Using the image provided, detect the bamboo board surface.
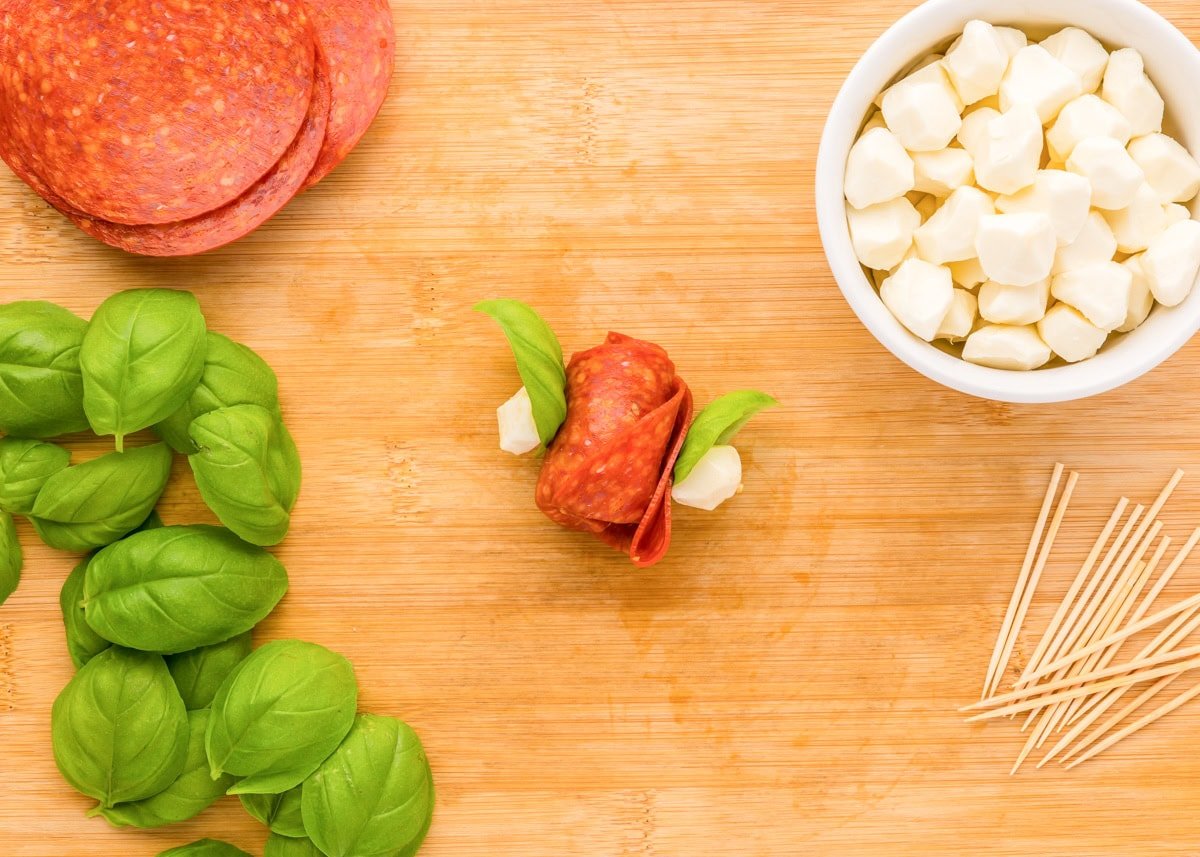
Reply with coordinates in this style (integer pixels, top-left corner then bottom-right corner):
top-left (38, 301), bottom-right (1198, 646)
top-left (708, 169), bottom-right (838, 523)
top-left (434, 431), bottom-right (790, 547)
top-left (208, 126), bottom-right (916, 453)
top-left (5, 1), bottom-right (1200, 854)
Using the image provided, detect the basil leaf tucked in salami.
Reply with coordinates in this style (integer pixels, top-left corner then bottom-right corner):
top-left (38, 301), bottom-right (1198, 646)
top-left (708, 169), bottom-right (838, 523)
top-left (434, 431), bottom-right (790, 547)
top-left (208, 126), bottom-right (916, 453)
top-left (536, 333), bottom-right (693, 567)
top-left (674, 390), bottom-right (778, 483)
top-left (476, 300), bottom-right (567, 447)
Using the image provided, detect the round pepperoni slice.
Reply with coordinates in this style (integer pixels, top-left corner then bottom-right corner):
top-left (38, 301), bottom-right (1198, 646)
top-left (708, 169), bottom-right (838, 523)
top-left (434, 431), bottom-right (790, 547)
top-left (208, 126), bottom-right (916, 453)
top-left (0, 0), bottom-right (315, 225)
top-left (65, 51), bottom-right (332, 256)
top-left (302, 0), bottom-right (395, 186)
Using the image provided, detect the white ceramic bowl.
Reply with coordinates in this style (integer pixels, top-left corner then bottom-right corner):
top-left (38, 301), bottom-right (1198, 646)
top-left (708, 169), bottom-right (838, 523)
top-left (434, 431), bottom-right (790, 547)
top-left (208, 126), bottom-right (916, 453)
top-left (816, 0), bottom-right (1200, 403)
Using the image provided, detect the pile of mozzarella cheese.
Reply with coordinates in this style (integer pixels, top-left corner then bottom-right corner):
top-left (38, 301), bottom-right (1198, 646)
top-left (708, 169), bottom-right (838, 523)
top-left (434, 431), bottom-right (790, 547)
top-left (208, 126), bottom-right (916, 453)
top-left (844, 21), bottom-right (1200, 370)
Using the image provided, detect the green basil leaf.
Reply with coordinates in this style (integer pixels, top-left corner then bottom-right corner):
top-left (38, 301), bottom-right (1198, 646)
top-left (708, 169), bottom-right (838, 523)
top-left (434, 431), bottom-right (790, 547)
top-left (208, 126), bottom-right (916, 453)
top-left (0, 511), bottom-right (21, 607)
top-left (474, 299), bottom-right (566, 446)
top-left (264, 834), bottom-right (324, 857)
top-left (30, 442), bottom-right (174, 552)
top-left (83, 525), bottom-right (288, 655)
top-left (0, 437), bottom-right (71, 515)
top-left (96, 708), bottom-right (235, 829)
top-left (0, 300), bottom-right (89, 437)
top-left (167, 631), bottom-right (254, 711)
top-left (188, 404), bottom-right (301, 547)
top-left (240, 784), bottom-right (306, 838)
top-left (207, 639), bottom-right (358, 795)
top-left (156, 841), bottom-right (252, 857)
top-left (301, 714), bottom-right (434, 857)
top-left (81, 289), bottom-right (208, 451)
top-left (51, 647), bottom-right (188, 808)
top-left (131, 507), bottom-right (165, 535)
top-left (156, 332), bottom-right (281, 454)
top-left (60, 557), bottom-right (111, 669)
top-left (674, 390), bottom-right (777, 483)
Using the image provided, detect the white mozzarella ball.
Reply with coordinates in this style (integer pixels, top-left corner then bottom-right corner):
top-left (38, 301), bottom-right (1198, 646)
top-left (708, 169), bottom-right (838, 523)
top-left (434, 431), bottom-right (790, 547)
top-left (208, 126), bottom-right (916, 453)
top-left (1052, 210), bottom-right (1118, 275)
top-left (1040, 27), bottom-right (1109, 93)
top-left (1127, 134), bottom-right (1200, 204)
top-left (912, 148), bottom-right (975, 197)
top-left (976, 212), bottom-right (1057, 286)
top-left (1066, 137), bottom-right (1145, 210)
top-left (1142, 219), bottom-right (1200, 306)
top-left (1165, 203), bottom-right (1192, 227)
top-left (880, 258), bottom-right (955, 341)
top-left (1000, 45), bottom-right (1083, 124)
top-left (995, 169), bottom-right (1092, 247)
top-left (1038, 303), bottom-right (1108, 362)
top-left (963, 324), bottom-right (1052, 370)
top-left (672, 446), bottom-right (743, 511)
top-left (974, 105), bottom-right (1043, 195)
top-left (978, 278), bottom-right (1050, 325)
top-left (881, 64), bottom-right (964, 153)
top-left (914, 186), bottom-right (995, 264)
top-left (875, 58), bottom-right (956, 109)
top-left (993, 27), bottom-right (1028, 61)
top-left (1045, 95), bottom-right (1131, 162)
top-left (1102, 182), bottom-right (1168, 254)
top-left (1118, 254), bottom-right (1156, 332)
top-left (943, 20), bottom-right (1010, 105)
top-left (845, 127), bottom-right (916, 209)
top-left (847, 198), bottom-right (921, 270)
top-left (497, 387), bottom-right (541, 455)
top-left (957, 106), bottom-right (1001, 154)
top-left (1050, 261), bottom-right (1133, 331)
top-left (948, 256), bottom-right (988, 290)
top-left (936, 288), bottom-right (978, 341)
top-left (1101, 49), bottom-right (1164, 138)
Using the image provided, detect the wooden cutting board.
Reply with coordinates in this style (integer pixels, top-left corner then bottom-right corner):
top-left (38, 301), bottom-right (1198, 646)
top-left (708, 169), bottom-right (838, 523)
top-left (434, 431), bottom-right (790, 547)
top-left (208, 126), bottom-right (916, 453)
top-left (5, 1), bottom-right (1200, 854)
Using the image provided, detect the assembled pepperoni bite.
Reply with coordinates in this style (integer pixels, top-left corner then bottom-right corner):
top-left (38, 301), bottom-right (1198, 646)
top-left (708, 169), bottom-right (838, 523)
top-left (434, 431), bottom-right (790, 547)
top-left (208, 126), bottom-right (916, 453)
top-left (477, 300), bottom-right (776, 568)
top-left (535, 333), bottom-right (692, 568)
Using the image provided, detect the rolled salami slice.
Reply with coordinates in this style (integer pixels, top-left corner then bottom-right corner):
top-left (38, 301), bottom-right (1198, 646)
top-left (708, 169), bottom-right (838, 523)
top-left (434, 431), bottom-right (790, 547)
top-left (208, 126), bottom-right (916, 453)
top-left (302, 0), bottom-right (395, 187)
top-left (536, 333), bottom-right (693, 568)
top-left (65, 50), bottom-right (332, 256)
top-left (0, 0), bottom-right (315, 225)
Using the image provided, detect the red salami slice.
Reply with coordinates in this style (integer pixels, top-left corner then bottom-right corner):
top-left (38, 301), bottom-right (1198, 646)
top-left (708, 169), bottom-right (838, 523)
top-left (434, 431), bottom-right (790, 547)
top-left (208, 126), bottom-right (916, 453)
top-left (302, 0), bottom-right (395, 187)
top-left (536, 333), bottom-right (694, 568)
top-left (0, 0), bottom-right (315, 225)
top-left (64, 52), bottom-right (332, 256)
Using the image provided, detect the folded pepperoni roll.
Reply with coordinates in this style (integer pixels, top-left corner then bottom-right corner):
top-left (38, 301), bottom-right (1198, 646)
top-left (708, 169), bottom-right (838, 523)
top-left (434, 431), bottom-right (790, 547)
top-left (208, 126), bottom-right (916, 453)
top-left (535, 333), bottom-right (692, 567)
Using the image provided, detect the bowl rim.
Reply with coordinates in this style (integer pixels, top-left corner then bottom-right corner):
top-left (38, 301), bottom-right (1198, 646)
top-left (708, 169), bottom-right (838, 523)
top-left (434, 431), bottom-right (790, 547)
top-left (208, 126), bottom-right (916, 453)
top-left (815, 0), bottom-right (1200, 403)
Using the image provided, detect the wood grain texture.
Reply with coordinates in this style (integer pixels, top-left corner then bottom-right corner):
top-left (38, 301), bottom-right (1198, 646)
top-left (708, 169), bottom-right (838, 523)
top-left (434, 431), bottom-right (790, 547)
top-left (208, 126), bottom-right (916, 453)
top-left (5, 1), bottom-right (1200, 854)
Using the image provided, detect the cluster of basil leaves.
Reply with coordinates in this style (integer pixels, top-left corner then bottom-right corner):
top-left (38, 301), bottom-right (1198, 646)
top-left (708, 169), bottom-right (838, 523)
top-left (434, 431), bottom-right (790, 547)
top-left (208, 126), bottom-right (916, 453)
top-left (475, 298), bottom-right (778, 475)
top-left (58, 633), bottom-right (434, 857)
top-left (0, 291), bottom-right (434, 856)
top-left (0, 289), bottom-right (300, 604)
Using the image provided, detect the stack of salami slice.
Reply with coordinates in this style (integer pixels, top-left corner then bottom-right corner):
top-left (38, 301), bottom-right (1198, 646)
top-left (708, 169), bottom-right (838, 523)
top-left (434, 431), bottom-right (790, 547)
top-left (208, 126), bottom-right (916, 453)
top-left (0, 0), bottom-right (394, 256)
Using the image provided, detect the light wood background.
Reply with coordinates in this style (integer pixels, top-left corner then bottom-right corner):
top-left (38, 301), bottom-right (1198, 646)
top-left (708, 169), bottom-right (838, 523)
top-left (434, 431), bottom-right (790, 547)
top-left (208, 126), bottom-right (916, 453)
top-left (5, 1), bottom-right (1200, 854)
